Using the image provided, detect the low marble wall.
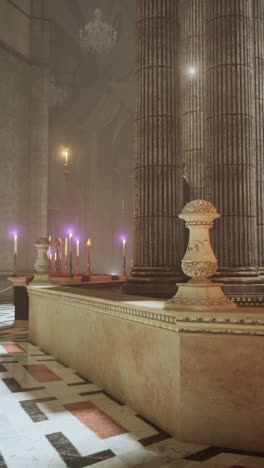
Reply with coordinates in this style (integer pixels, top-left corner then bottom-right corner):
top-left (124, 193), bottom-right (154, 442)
top-left (28, 286), bottom-right (264, 452)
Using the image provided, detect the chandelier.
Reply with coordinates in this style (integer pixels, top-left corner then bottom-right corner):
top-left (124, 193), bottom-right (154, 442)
top-left (80, 9), bottom-right (117, 56)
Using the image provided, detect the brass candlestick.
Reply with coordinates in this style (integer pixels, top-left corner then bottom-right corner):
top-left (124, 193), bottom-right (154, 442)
top-left (86, 238), bottom-right (92, 275)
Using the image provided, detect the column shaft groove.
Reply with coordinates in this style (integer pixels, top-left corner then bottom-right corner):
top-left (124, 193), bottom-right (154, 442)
top-left (205, 0), bottom-right (259, 276)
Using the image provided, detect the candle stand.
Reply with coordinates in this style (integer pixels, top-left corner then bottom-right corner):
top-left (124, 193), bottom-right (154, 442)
top-left (55, 237), bottom-right (62, 275)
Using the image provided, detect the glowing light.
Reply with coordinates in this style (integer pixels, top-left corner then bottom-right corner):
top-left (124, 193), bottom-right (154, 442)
top-left (63, 148), bottom-right (69, 164)
top-left (65, 238), bottom-right (68, 255)
top-left (86, 238), bottom-right (92, 248)
top-left (187, 66), bottom-right (197, 75)
top-left (76, 240), bottom-right (80, 256)
top-left (14, 233), bottom-right (17, 254)
top-left (122, 238), bottom-right (126, 257)
top-left (69, 233), bottom-right (72, 253)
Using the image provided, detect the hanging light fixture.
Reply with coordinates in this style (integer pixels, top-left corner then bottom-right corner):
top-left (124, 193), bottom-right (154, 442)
top-left (80, 9), bottom-right (118, 56)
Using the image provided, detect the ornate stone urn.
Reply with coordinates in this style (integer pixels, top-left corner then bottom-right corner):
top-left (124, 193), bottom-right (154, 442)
top-left (31, 237), bottom-right (53, 285)
top-left (165, 200), bottom-right (237, 311)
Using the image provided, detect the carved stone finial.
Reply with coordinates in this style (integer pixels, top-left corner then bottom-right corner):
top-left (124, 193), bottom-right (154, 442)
top-left (165, 200), bottom-right (236, 311)
top-left (31, 237), bottom-right (52, 285)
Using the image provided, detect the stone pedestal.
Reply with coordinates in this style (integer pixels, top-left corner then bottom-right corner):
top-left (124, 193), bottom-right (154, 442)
top-left (8, 276), bottom-right (34, 327)
top-left (31, 237), bottom-right (52, 286)
top-left (165, 200), bottom-right (236, 311)
top-left (123, 0), bottom-right (185, 297)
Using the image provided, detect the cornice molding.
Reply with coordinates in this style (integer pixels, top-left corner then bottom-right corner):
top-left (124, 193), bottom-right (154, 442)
top-left (28, 287), bottom-right (264, 336)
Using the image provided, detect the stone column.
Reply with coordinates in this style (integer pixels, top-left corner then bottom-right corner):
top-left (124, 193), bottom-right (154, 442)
top-left (180, 0), bottom-right (206, 200)
top-left (27, 0), bottom-right (50, 269)
top-left (124, 0), bottom-right (184, 297)
top-left (205, 0), bottom-right (262, 285)
top-left (253, 0), bottom-right (264, 271)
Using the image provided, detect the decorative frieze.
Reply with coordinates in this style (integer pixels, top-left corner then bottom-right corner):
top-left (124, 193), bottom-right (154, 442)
top-left (28, 286), bottom-right (264, 336)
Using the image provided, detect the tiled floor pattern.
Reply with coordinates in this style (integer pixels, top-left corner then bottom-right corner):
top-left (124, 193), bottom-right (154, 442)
top-left (0, 311), bottom-right (263, 467)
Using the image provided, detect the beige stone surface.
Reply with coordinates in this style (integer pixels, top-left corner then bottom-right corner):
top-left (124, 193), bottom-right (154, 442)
top-left (0, 0), bottom-right (31, 58)
top-left (179, 333), bottom-right (264, 451)
top-left (29, 286), bottom-right (264, 452)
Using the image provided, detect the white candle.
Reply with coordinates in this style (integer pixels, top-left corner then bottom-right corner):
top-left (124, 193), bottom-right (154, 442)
top-left (76, 240), bottom-right (80, 256)
top-left (69, 233), bottom-right (72, 252)
top-left (122, 239), bottom-right (126, 257)
top-left (64, 149), bottom-right (68, 164)
top-left (65, 238), bottom-right (68, 255)
top-left (14, 234), bottom-right (17, 254)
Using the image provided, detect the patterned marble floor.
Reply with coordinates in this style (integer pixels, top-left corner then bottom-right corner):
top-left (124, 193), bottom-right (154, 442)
top-left (0, 309), bottom-right (263, 467)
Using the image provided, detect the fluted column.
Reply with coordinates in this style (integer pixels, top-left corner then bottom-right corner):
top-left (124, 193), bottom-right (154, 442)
top-left (205, 0), bottom-right (261, 283)
top-left (180, 0), bottom-right (206, 200)
top-left (125, 0), bottom-right (184, 296)
top-left (28, 0), bottom-right (49, 269)
top-left (253, 0), bottom-right (264, 270)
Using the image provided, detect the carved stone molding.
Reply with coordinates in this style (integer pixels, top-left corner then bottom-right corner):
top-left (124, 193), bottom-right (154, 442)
top-left (28, 287), bottom-right (264, 336)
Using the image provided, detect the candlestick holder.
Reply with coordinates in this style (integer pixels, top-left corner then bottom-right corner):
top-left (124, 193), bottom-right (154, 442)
top-left (64, 162), bottom-right (70, 177)
top-left (122, 254), bottom-right (127, 277)
top-left (64, 253), bottom-right (68, 273)
top-left (76, 256), bottom-right (80, 275)
top-left (13, 253), bottom-right (17, 277)
top-left (55, 237), bottom-right (62, 275)
top-left (86, 239), bottom-right (92, 275)
top-left (69, 251), bottom-right (73, 277)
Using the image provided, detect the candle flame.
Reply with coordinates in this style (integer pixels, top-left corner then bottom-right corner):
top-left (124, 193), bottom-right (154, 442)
top-left (63, 148), bottom-right (69, 164)
top-left (69, 232), bottom-right (72, 239)
top-left (86, 238), bottom-right (92, 247)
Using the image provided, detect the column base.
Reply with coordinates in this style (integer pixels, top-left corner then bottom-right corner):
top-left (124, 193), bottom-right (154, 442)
top-left (213, 267), bottom-right (264, 284)
top-left (122, 267), bottom-right (187, 298)
top-left (164, 279), bottom-right (237, 311)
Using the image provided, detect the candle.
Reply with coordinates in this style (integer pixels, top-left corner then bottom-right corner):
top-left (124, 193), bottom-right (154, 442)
top-left (64, 149), bottom-right (69, 165)
top-left (49, 253), bottom-right (52, 261)
top-left (65, 237), bottom-right (68, 255)
top-left (69, 233), bottom-right (72, 252)
top-left (14, 234), bottom-right (17, 254)
top-left (76, 240), bottom-right (80, 256)
top-left (54, 252), bottom-right (57, 261)
top-left (122, 239), bottom-right (126, 257)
